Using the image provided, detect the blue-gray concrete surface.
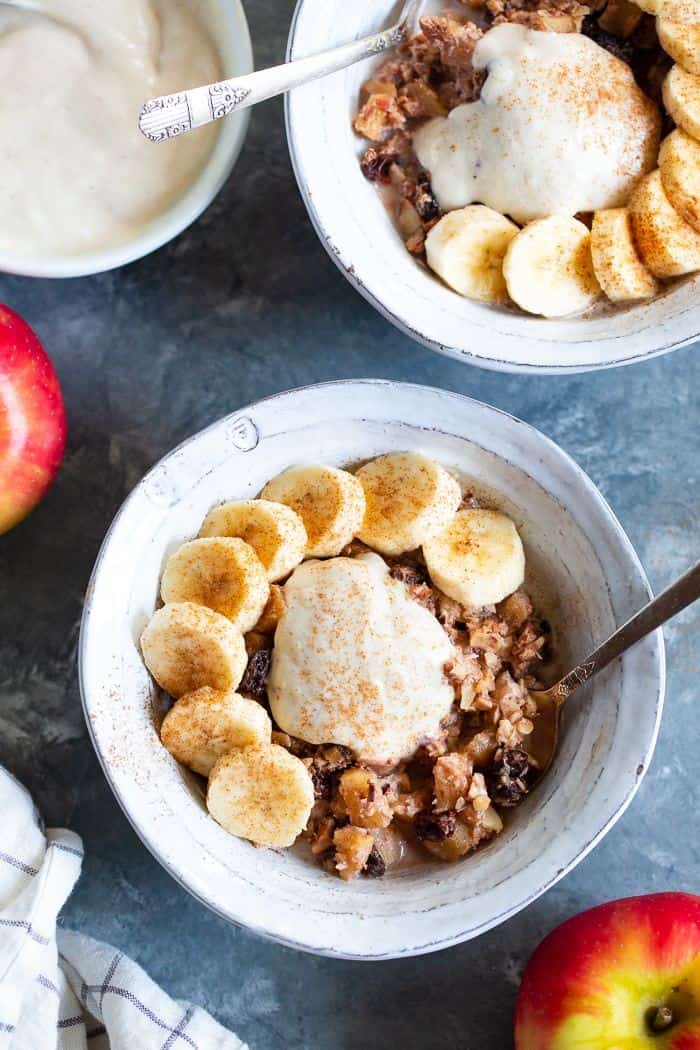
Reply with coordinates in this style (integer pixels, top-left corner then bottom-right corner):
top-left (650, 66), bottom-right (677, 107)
top-left (0, 3), bottom-right (697, 1047)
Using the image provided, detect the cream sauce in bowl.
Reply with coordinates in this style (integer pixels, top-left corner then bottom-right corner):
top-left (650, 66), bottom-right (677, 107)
top-left (0, 0), bottom-right (221, 259)
top-left (414, 24), bottom-right (661, 224)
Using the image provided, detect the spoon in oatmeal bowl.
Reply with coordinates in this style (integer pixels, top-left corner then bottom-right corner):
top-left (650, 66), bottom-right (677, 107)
top-left (138, 0), bottom-right (422, 142)
top-left (527, 557), bottom-right (700, 781)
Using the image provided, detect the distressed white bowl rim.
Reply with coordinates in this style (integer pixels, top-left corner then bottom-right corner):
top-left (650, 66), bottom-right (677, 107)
top-left (79, 380), bottom-right (665, 959)
top-left (285, 4), bottom-right (699, 374)
top-left (0, 0), bottom-right (253, 280)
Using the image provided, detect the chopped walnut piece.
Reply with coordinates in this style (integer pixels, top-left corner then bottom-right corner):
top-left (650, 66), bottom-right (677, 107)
top-left (433, 752), bottom-right (474, 812)
top-left (493, 670), bottom-right (537, 724)
top-left (511, 618), bottom-right (548, 676)
top-left (467, 613), bottom-right (513, 658)
top-left (334, 825), bottom-right (375, 881)
top-left (353, 93), bottom-right (406, 142)
top-left (487, 0), bottom-right (588, 33)
top-left (339, 767), bottom-right (393, 829)
top-left (419, 14), bottom-right (484, 70)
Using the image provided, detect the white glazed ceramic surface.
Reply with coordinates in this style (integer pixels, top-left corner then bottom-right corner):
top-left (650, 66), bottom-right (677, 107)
top-left (79, 381), bottom-right (664, 959)
top-left (285, 4), bottom-right (699, 373)
top-left (0, 0), bottom-right (252, 280)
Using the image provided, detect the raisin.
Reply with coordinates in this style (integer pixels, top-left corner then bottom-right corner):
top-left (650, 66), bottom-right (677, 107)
top-left (414, 809), bottom-right (458, 842)
top-left (414, 173), bottom-right (440, 222)
top-left (360, 146), bottom-right (397, 183)
top-left (239, 648), bottom-right (271, 701)
top-left (486, 747), bottom-right (533, 808)
top-left (363, 845), bottom-right (387, 878)
top-left (389, 563), bottom-right (429, 587)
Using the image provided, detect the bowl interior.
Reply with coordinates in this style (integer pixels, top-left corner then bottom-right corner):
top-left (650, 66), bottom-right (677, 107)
top-left (80, 381), bottom-right (663, 958)
top-left (286, 3), bottom-right (699, 373)
top-left (0, 0), bottom-right (253, 279)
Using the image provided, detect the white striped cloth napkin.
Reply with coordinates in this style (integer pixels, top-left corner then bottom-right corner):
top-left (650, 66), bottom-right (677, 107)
top-left (0, 767), bottom-right (247, 1049)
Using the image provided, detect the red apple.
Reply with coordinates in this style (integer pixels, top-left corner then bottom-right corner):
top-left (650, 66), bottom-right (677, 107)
top-left (0, 306), bottom-right (66, 535)
top-left (515, 894), bottom-right (700, 1048)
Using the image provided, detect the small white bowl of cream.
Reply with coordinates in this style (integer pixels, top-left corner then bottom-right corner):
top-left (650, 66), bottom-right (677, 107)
top-left (0, 0), bottom-right (252, 278)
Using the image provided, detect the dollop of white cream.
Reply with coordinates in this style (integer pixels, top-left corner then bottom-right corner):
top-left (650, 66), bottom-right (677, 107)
top-left (268, 554), bottom-right (454, 767)
top-left (0, 0), bottom-right (221, 259)
top-left (414, 25), bottom-right (660, 224)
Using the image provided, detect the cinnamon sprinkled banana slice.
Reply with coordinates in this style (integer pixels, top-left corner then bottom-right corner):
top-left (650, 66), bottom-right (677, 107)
top-left (591, 209), bottom-right (660, 301)
top-left (425, 205), bottom-right (519, 303)
top-left (207, 744), bottom-right (314, 848)
top-left (659, 129), bottom-right (700, 231)
top-left (356, 452), bottom-right (461, 557)
top-left (629, 169), bottom-right (700, 277)
top-left (503, 216), bottom-right (601, 318)
top-left (199, 499), bottom-right (307, 582)
top-left (260, 465), bottom-right (365, 558)
top-left (636, 0), bottom-right (697, 20)
top-left (658, 19), bottom-right (700, 74)
top-left (141, 602), bottom-right (247, 699)
top-left (161, 686), bottom-right (272, 777)
top-left (423, 508), bottom-right (525, 610)
top-left (161, 537), bottom-right (269, 633)
top-left (663, 64), bottom-right (700, 140)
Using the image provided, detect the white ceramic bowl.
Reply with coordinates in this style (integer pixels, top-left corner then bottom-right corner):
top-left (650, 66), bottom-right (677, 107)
top-left (1, 0), bottom-right (252, 280)
top-left (286, 5), bottom-right (700, 374)
top-left (79, 380), bottom-right (664, 959)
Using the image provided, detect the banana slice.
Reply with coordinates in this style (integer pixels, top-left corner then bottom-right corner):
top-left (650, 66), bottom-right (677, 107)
top-left (199, 500), bottom-right (307, 582)
top-left (659, 128), bottom-right (700, 231)
top-left (663, 64), bottom-right (700, 140)
top-left (423, 508), bottom-right (525, 610)
top-left (207, 744), bottom-right (314, 848)
top-left (591, 209), bottom-right (660, 301)
top-left (161, 537), bottom-right (269, 634)
top-left (141, 602), bottom-right (247, 699)
top-left (161, 686), bottom-right (272, 777)
top-left (425, 205), bottom-right (519, 303)
top-left (502, 216), bottom-right (601, 318)
top-left (636, 0), bottom-right (698, 20)
top-left (629, 169), bottom-right (700, 276)
top-left (260, 465), bottom-right (365, 558)
top-left (658, 18), bottom-right (700, 74)
top-left (356, 452), bottom-right (461, 557)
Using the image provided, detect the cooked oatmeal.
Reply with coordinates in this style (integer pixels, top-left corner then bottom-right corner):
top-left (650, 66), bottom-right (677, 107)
top-left (142, 453), bottom-right (555, 881)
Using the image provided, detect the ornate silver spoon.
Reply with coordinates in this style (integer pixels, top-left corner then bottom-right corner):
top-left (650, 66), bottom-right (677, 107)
top-left (531, 559), bottom-right (700, 780)
top-left (139, 0), bottom-right (420, 143)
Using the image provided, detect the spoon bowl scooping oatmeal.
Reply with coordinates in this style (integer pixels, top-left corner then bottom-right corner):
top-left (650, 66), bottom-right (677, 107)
top-left (140, 451), bottom-right (555, 881)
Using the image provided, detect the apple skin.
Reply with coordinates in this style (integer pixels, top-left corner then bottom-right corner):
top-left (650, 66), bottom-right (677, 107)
top-left (0, 306), bottom-right (66, 535)
top-left (515, 893), bottom-right (700, 1049)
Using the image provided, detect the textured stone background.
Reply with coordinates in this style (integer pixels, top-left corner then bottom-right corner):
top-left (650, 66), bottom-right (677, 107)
top-left (0, 3), bottom-right (698, 1047)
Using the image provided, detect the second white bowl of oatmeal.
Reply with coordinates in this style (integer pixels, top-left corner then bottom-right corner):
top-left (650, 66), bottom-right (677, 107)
top-left (285, 3), bottom-right (699, 374)
top-left (79, 380), bottom-right (664, 959)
